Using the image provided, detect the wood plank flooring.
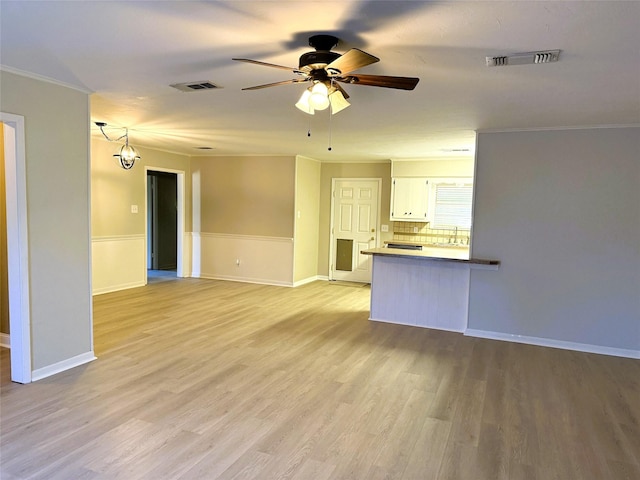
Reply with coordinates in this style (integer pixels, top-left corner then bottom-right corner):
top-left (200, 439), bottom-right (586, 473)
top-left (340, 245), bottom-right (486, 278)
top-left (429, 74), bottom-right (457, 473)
top-left (1, 278), bottom-right (639, 479)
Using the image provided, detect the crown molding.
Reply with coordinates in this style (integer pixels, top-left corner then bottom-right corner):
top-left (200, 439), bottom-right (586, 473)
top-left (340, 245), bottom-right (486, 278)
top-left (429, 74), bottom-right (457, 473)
top-left (0, 65), bottom-right (93, 94)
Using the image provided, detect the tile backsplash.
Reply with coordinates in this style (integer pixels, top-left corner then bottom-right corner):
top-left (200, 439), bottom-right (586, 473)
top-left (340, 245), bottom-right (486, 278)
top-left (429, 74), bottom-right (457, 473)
top-left (393, 222), bottom-right (470, 246)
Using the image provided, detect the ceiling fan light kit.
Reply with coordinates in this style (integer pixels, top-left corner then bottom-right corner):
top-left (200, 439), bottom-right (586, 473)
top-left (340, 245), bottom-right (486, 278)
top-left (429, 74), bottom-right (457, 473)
top-left (233, 34), bottom-right (420, 117)
top-left (295, 82), bottom-right (352, 115)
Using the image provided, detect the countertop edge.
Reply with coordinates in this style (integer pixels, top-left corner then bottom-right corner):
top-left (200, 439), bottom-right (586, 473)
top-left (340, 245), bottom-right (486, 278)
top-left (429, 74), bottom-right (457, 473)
top-left (361, 247), bottom-right (500, 268)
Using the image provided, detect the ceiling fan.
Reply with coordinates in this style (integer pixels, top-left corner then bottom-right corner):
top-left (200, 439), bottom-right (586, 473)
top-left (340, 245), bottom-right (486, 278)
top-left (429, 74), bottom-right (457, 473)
top-left (233, 34), bottom-right (420, 115)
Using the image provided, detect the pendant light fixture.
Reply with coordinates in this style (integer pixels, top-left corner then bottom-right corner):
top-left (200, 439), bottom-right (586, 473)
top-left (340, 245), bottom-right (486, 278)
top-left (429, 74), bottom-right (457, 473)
top-left (115, 131), bottom-right (141, 170)
top-left (95, 122), bottom-right (141, 170)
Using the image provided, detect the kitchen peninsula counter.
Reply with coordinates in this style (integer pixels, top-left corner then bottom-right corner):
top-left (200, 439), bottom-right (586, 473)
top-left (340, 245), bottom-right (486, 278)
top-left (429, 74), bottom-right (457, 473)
top-left (361, 247), bottom-right (499, 332)
top-left (363, 246), bottom-right (499, 267)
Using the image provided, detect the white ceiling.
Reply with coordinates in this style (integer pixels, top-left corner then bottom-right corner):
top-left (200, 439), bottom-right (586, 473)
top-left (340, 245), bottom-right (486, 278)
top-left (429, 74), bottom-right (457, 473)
top-left (1, 1), bottom-right (639, 162)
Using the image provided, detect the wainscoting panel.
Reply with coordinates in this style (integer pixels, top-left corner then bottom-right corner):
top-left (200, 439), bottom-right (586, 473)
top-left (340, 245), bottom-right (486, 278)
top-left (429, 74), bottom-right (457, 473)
top-left (92, 235), bottom-right (146, 295)
top-left (369, 255), bottom-right (470, 332)
top-left (193, 233), bottom-right (294, 286)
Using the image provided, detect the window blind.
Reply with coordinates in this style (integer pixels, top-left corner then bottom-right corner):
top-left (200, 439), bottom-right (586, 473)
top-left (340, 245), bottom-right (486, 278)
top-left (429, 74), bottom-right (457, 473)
top-left (432, 184), bottom-right (473, 229)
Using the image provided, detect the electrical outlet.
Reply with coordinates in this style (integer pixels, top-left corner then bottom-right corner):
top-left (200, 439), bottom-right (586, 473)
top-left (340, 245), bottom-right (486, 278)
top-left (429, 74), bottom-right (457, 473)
top-left (412, 226), bottom-right (418, 233)
top-left (131, 205), bottom-right (138, 214)
top-left (236, 259), bottom-right (240, 266)
top-left (381, 224), bottom-right (389, 232)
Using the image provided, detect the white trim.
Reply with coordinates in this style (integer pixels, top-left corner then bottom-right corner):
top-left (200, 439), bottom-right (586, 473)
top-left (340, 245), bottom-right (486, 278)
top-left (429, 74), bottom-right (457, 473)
top-left (198, 273), bottom-right (293, 287)
top-left (0, 333), bottom-right (10, 348)
top-left (86, 98), bottom-right (95, 363)
top-left (0, 64), bottom-right (93, 94)
top-left (371, 317), bottom-right (466, 334)
top-left (1, 113), bottom-right (31, 384)
top-left (198, 232), bottom-right (294, 243)
top-left (92, 234), bottom-right (145, 242)
top-left (476, 124), bottom-right (640, 134)
top-left (464, 329), bottom-right (640, 360)
top-left (93, 281), bottom-right (146, 296)
top-left (293, 276), bottom-right (322, 287)
top-left (31, 352), bottom-right (97, 382)
top-left (316, 275), bottom-right (330, 281)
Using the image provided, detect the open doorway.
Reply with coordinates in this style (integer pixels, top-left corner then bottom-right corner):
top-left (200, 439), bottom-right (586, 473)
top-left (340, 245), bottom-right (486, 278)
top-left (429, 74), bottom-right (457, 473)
top-left (147, 170), bottom-right (177, 282)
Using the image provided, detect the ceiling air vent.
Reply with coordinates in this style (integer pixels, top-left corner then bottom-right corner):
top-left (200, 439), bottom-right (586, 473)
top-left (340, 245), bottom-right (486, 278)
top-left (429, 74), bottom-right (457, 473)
top-left (170, 81), bottom-right (220, 92)
top-left (486, 50), bottom-right (560, 67)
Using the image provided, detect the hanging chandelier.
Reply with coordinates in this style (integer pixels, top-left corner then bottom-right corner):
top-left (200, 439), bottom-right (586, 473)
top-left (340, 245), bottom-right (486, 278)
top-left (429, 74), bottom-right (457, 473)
top-left (95, 122), bottom-right (141, 170)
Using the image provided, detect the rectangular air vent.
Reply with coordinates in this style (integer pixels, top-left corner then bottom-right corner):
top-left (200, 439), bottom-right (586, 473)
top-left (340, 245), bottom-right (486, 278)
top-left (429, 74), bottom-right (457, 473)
top-left (486, 50), bottom-right (560, 67)
top-left (170, 81), bottom-right (220, 92)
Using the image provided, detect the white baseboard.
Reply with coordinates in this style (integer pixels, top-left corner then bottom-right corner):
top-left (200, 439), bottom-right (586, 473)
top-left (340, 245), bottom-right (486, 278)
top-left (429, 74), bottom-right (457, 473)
top-left (92, 281), bottom-right (146, 296)
top-left (370, 317), bottom-right (466, 333)
top-left (31, 351), bottom-right (97, 382)
top-left (198, 273), bottom-right (293, 287)
top-left (464, 329), bottom-right (640, 359)
top-left (0, 333), bottom-right (10, 348)
top-left (293, 276), bottom-right (323, 287)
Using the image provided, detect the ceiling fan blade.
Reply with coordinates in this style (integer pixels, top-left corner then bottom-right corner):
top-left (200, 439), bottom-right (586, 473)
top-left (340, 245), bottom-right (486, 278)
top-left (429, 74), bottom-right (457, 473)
top-left (325, 48), bottom-right (379, 75)
top-left (241, 79), bottom-right (308, 91)
top-left (233, 58), bottom-right (300, 73)
top-left (340, 74), bottom-right (420, 90)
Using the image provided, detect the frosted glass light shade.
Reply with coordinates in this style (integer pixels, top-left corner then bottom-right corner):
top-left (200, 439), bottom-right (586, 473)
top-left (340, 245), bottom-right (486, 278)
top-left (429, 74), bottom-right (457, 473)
top-left (309, 82), bottom-right (330, 110)
top-left (329, 90), bottom-right (350, 114)
top-left (295, 90), bottom-right (315, 114)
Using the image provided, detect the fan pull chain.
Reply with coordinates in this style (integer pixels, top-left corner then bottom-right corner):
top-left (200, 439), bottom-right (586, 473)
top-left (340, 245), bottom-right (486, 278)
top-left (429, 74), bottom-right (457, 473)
top-left (307, 115), bottom-right (311, 137)
top-left (328, 106), bottom-right (332, 151)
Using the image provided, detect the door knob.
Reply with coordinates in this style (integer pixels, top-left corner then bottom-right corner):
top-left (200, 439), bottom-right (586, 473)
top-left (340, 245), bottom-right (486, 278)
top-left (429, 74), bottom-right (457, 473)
top-left (370, 237), bottom-right (375, 241)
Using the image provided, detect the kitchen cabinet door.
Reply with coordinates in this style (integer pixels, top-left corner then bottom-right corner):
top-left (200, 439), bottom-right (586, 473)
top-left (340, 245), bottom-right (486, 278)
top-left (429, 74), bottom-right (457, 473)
top-left (390, 177), bottom-right (429, 221)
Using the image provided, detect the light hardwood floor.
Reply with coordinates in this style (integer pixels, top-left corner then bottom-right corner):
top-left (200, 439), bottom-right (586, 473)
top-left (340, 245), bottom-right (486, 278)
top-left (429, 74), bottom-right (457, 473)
top-left (1, 278), bottom-right (639, 479)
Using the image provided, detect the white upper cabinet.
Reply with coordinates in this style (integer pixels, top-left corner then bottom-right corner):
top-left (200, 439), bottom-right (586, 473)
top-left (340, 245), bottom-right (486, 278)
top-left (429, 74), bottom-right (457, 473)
top-left (390, 177), bottom-right (429, 221)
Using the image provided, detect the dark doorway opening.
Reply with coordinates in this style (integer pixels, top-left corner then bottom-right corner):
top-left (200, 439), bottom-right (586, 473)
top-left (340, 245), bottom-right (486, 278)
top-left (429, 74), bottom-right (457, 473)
top-left (147, 171), bottom-right (177, 277)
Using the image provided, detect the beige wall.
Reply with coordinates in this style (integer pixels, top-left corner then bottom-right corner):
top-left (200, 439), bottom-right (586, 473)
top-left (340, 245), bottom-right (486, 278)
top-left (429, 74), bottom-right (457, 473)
top-left (191, 155), bottom-right (295, 237)
top-left (1, 70), bottom-right (92, 370)
top-left (317, 161), bottom-right (392, 277)
top-left (293, 156), bottom-right (321, 283)
top-left (0, 123), bottom-right (8, 335)
top-left (91, 138), bottom-right (191, 237)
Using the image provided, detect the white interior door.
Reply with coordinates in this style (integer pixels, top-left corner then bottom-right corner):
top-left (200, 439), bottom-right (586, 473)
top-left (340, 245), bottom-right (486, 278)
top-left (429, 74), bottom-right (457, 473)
top-left (330, 179), bottom-right (380, 283)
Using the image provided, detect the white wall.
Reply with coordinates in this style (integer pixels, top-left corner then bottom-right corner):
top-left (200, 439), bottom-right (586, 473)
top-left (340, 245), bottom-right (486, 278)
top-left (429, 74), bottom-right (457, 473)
top-left (469, 127), bottom-right (640, 356)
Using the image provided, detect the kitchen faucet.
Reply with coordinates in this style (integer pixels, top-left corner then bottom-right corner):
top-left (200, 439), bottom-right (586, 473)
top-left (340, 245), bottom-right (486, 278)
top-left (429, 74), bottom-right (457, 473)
top-left (449, 227), bottom-right (458, 244)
